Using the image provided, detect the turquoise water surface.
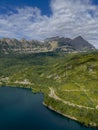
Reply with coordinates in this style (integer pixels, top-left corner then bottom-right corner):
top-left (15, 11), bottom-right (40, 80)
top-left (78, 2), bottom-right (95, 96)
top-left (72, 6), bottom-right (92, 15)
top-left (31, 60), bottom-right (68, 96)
top-left (0, 87), bottom-right (97, 130)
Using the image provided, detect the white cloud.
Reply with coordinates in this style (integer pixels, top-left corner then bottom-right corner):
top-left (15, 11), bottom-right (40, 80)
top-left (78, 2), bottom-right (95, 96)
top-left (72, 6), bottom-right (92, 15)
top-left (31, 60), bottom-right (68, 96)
top-left (0, 0), bottom-right (98, 48)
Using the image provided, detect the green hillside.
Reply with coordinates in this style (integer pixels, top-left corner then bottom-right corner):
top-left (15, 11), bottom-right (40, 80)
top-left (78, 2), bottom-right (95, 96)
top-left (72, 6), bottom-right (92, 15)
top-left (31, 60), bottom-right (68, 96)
top-left (0, 51), bottom-right (98, 127)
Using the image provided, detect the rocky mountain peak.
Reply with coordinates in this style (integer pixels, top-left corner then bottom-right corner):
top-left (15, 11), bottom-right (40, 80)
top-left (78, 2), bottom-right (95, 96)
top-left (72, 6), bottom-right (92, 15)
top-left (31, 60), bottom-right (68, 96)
top-left (0, 36), bottom-right (96, 54)
top-left (70, 36), bottom-right (95, 51)
top-left (74, 36), bottom-right (84, 40)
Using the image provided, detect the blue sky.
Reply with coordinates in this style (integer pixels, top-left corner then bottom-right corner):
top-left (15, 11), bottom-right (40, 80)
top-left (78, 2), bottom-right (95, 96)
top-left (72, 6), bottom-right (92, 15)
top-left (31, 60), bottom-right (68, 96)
top-left (0, 0), bottom-right (98, 48)
top-left (92, 0), bottom-right (98, 5)
top-left (0, 0), bottom-right (51, 16)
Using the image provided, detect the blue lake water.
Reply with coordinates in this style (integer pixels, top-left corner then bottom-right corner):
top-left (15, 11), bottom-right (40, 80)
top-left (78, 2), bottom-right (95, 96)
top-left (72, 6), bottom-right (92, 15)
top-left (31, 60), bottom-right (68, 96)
top-left (0, 87), bottom-right (97, 130)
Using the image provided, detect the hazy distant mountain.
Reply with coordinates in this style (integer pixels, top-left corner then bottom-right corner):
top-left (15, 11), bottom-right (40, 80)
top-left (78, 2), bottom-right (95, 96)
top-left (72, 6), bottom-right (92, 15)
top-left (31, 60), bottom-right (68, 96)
top-left (0, 36), bottom-right (95, 54)
top-left (70, 36), bottom-right (95, 51)
top-left (45, 36), bottom-right (95, 52)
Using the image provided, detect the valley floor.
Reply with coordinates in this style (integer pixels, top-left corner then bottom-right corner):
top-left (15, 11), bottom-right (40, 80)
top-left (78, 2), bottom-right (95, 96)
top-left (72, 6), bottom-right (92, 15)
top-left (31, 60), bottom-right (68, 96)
top-left (0, 51), bottom-right (98, 127)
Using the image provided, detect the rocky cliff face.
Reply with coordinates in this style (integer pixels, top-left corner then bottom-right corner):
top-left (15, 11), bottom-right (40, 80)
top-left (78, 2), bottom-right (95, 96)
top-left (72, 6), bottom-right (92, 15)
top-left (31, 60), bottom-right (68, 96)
top-left (0, 38), bottom-right (52, 54)
top-left (0, 36), bottom-right (95, 54)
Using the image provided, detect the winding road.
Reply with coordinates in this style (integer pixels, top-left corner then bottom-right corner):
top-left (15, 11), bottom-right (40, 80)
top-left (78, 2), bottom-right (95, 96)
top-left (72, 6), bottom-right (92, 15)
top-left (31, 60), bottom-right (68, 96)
top-left (49, 87), bottom-right (95, 110)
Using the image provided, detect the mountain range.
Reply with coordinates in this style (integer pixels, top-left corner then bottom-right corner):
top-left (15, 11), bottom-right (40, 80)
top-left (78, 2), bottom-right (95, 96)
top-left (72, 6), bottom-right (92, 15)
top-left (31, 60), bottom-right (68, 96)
top-left (0, 36), bottom-right (95, 54)
top-left (0, 35), bottom-right (98, 127)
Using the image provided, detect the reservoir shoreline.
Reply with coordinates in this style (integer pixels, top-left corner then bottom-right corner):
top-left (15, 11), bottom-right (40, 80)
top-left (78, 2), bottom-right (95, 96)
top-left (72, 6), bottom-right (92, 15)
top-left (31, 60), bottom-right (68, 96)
top-left (0, 85), bottom-right (97, 129)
